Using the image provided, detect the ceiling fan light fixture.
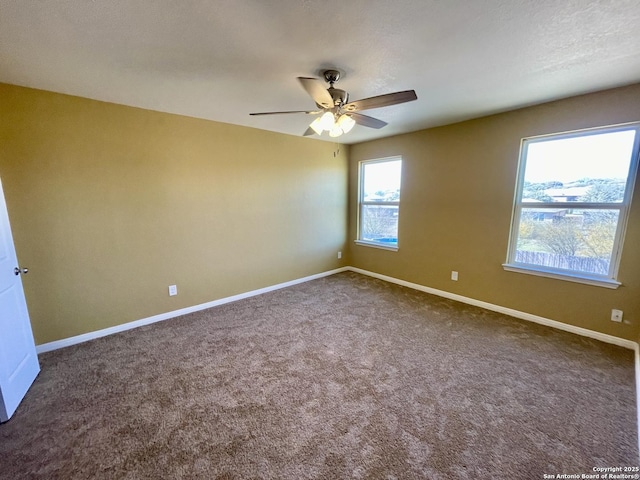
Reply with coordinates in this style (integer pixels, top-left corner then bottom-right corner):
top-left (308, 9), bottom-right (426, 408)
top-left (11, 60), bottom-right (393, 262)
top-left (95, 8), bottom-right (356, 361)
top-left (329, 124), bottom-right (343, 137)
top-left (337, 114), bottom-right (355, 134)
top-left (319, 111), bottom-right (335, 131)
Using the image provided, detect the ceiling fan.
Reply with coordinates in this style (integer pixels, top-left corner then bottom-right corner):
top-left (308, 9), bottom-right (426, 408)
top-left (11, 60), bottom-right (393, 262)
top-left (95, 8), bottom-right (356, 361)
top-left (249, 69), bottom-right (418, 138)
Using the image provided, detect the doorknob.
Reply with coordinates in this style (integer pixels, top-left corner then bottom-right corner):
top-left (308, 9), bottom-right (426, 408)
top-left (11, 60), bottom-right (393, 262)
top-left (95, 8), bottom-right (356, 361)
top-left (14, 267), bottom-right (28, 275)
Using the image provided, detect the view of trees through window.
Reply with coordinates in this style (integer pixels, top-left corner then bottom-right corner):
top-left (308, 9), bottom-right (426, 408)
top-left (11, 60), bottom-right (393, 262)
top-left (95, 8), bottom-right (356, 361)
top-left (510, 127), bottom-right (638, 278)
top-left (359, 158), bottom-right (402, 246)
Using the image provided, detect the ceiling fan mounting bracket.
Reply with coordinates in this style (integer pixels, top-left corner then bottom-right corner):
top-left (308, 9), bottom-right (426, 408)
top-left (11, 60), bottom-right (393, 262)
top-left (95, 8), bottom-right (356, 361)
top-left (323, 69), bottom-right (341, 86)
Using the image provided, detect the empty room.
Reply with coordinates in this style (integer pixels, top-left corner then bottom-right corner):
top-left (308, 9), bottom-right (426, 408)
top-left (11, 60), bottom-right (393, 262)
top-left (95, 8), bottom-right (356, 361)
top-left (1, 1), bottom-right (639, 478)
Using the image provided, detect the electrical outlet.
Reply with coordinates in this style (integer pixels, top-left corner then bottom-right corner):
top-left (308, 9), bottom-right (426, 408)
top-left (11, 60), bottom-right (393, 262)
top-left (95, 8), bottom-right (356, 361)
top-left (451, 271), bottom-right (458, 281)
top-left (168, 285), bottom-right (177, 296)
top-left (611, 309), bottom-right (623, 322)
top-left (337, 251), bottom-right (342, 259)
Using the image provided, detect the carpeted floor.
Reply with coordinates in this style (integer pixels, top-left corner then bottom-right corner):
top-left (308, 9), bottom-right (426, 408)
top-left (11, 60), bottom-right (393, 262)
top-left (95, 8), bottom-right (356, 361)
top-left (0, 272), bottom-right (637, 479)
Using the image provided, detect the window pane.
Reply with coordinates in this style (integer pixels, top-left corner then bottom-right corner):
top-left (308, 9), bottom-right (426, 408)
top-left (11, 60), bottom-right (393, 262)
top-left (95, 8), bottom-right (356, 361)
top-left (361, 205), bottom-right (399, 245)
top-left (516, 208), bottom-right (620, 275)
top-left (363, 160), bottom-right (401, 201)
top-left (523, 130), bottom-right (636, 203)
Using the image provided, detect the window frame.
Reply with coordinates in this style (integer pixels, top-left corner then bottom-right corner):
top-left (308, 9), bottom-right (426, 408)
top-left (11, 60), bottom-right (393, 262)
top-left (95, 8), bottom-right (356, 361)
top-left (503, 122), bottom-right (640, 289)
top-left (355, 156), bottom-right (402, 251)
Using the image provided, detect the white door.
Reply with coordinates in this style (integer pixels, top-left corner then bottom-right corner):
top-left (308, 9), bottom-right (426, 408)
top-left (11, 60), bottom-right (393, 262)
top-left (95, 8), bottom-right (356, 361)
top-left (0, 177), bottom-right (39, 422)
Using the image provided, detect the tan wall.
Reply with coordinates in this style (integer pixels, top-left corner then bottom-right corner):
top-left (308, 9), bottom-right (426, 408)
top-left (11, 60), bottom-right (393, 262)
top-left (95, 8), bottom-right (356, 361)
top-left (2, 81), bottom-right (638, 346)
top-left (0, 83), bottom-right (348, 345)
top-left (349, 84), bottom-right (640, 341)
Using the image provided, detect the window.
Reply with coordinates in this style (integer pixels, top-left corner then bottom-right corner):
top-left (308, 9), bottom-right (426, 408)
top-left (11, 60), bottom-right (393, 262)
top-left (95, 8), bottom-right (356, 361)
top-left (504, 123), bottom-right (640, 288)
top-left (356, 157), bottom-right (402, 250)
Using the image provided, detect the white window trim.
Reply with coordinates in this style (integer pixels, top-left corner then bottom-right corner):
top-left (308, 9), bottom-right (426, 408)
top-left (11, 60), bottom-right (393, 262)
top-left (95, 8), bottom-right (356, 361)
top-left (502, 264), bottom-right (622, 289)
top-left (503, 122), bottom-right (640, 288)
top-left (354, 239), bottom-right (399, 252)
top-left (357, 156), bottom-right (402, 250)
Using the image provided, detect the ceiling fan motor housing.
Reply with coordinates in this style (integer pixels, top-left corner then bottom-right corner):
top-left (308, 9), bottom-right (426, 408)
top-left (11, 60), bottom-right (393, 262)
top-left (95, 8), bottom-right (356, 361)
top-left (328, 88), bottom-right (348, 107)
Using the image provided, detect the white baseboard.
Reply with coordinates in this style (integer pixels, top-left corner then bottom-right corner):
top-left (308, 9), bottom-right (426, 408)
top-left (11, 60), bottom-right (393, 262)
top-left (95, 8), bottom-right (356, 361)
top-left (347, 267), bottom-right (638, 351)
top-left (36, 267), bottom-right (349, 354)
top-left (37, 264), bottom-right (637, 353)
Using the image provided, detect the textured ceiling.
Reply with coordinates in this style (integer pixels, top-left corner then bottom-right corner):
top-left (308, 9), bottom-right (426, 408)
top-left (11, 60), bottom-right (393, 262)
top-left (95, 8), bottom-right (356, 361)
top-left (1, 0), bottom-right (640, 144)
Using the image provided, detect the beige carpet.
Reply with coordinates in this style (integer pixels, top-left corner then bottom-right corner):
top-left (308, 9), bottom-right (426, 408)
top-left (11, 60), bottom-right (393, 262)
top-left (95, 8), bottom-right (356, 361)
top-left (0, 272), bottom-right (637, 479)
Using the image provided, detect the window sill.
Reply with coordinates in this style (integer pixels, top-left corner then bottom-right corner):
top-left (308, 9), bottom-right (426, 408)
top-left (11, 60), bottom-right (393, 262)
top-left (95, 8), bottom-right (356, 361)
top-left (354, 240), bottom-right (399, 252)
top-left (502, 264), bottom-right (621, 289)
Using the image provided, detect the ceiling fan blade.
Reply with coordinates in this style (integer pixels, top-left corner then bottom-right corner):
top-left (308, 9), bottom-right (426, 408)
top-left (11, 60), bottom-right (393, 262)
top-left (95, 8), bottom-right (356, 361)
top-left (250, 110), bottom-right (320, 116)
top-left (303, 126), bottom-right (316, 136)
top-left (343, 90), bottom-right (417, 112)
top-left (297, 77), bottom-right (334, 109)
top-left (349, 113), bottom-right (388, 129)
